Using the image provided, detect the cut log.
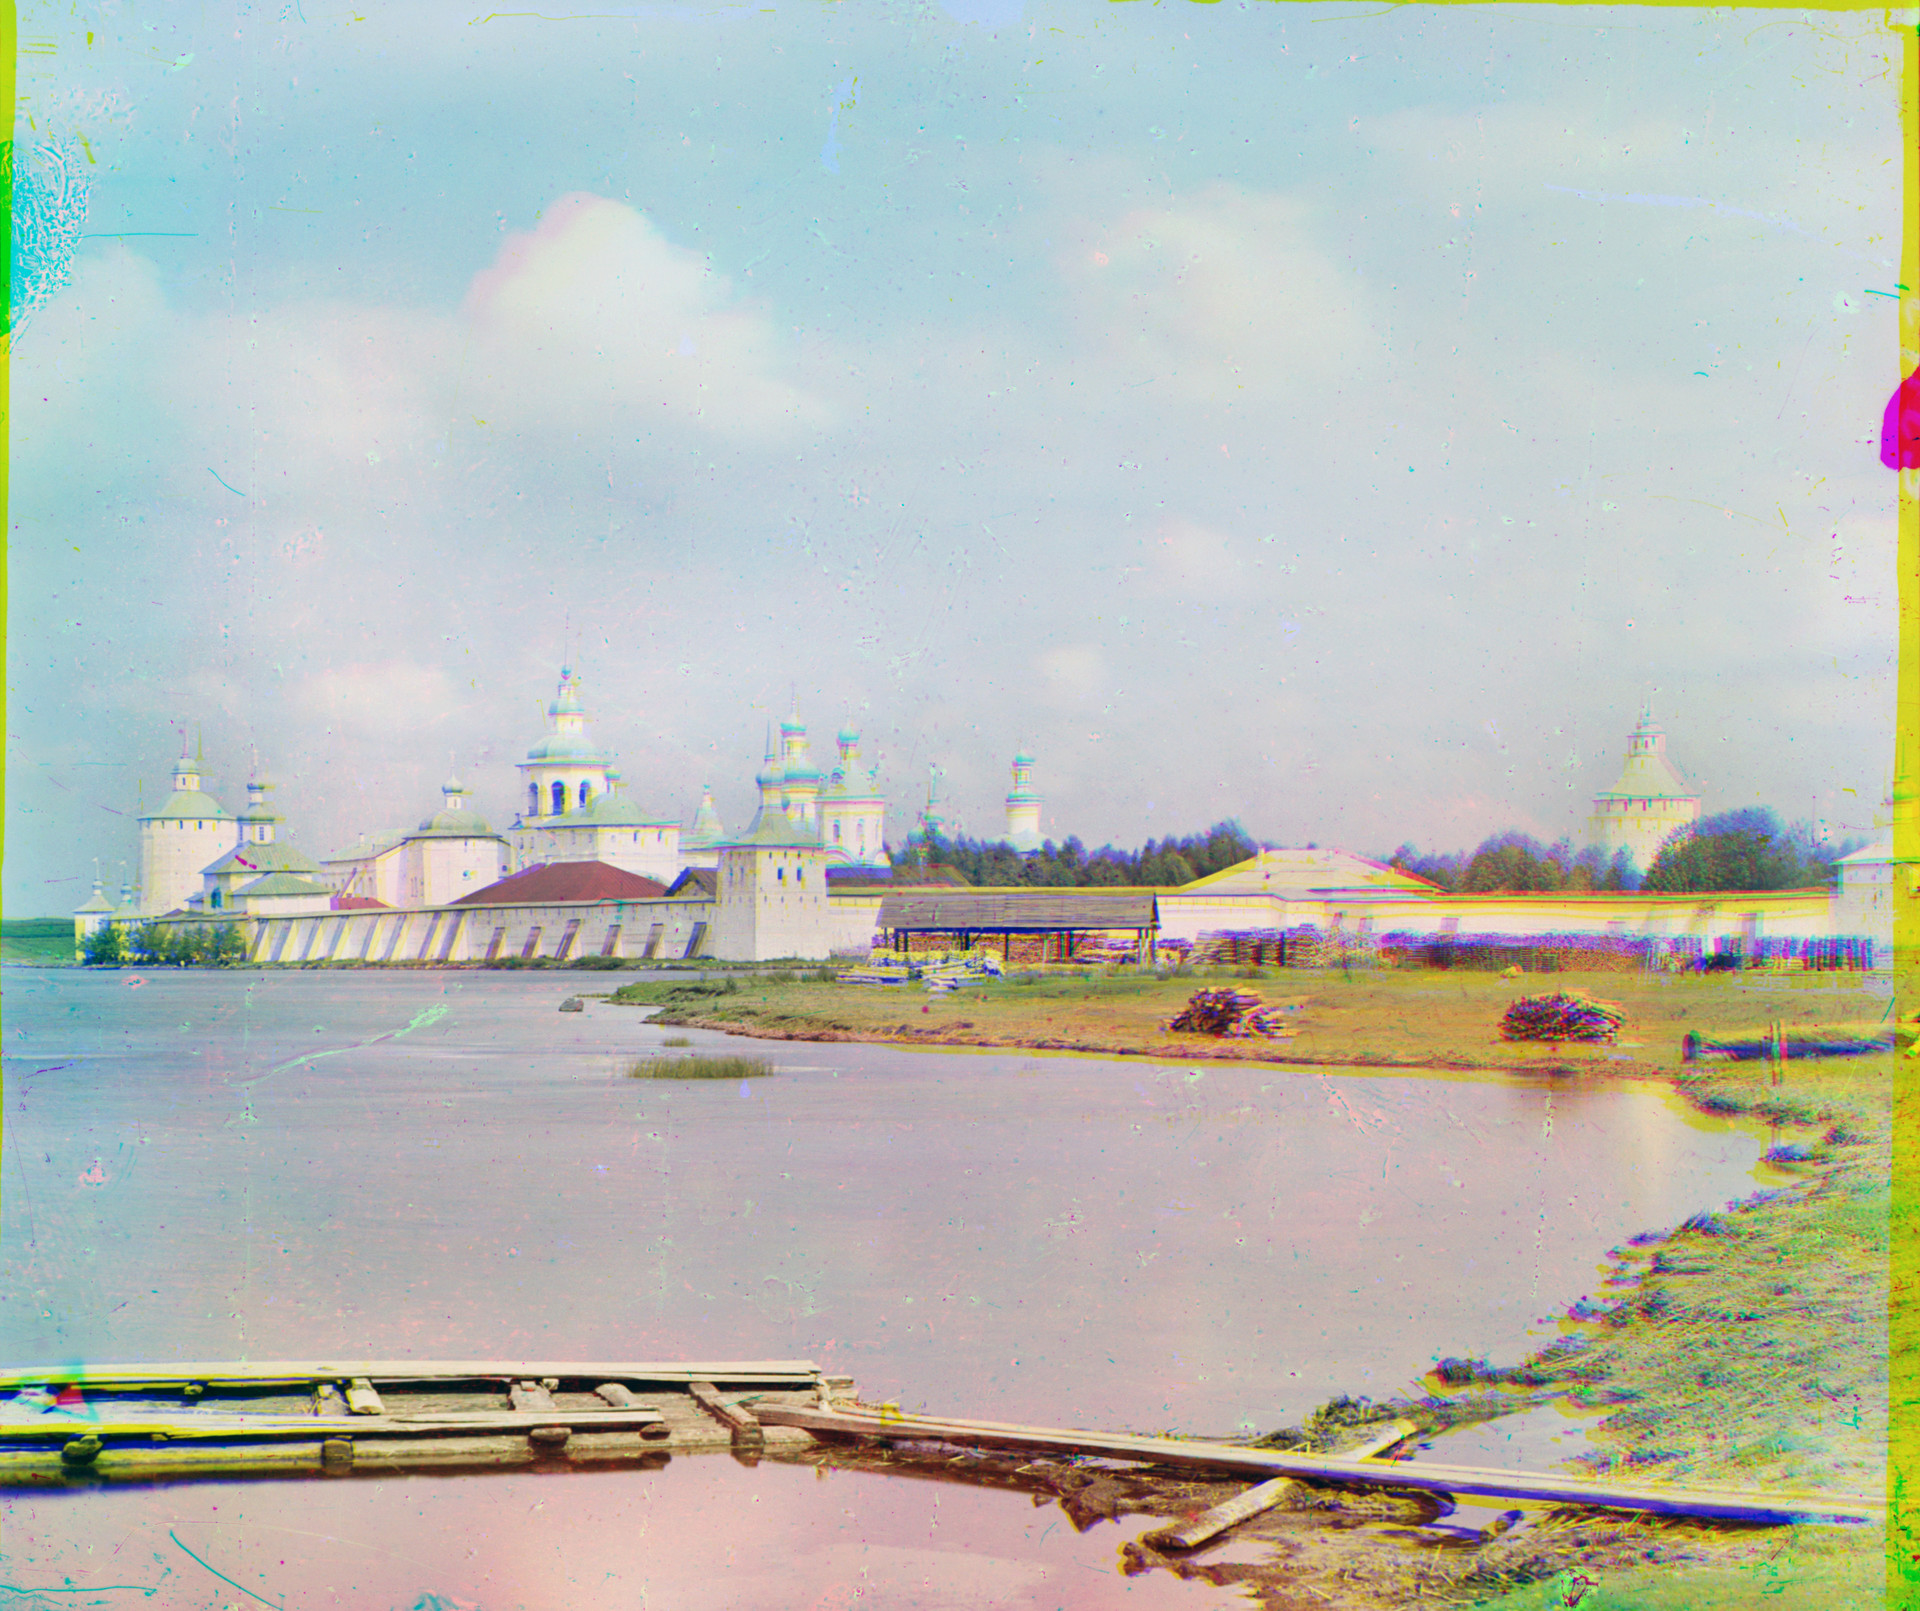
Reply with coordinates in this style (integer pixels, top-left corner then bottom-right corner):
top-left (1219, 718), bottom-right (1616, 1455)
top-left (1141, 1419), bottom-right (1416, 1551)
top-left (343, 1379), bottom-right (384, 1416)
top-left (1142, 1476), bottom-right (1304, 1551)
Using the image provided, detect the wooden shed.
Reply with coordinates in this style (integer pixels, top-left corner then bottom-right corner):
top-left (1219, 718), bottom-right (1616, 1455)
top-left (876, 889), bottom-right (1159, 964)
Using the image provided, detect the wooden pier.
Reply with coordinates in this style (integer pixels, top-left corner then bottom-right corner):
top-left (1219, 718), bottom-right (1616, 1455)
top-left (0, 1361), bottom-right (1875, 1533)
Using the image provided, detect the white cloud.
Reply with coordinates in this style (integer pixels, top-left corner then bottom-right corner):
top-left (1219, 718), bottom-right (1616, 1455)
top-left (1063, 182), bottom-right (1374, 399)
top-left (294, 662), bottom-right (456, 736)
top-left (1036, 643), bottom-right (1104, 703)
top-left (1147, 515), bottom-right (1246, 597)
top-left (461, 193), bottom-right (831, 443)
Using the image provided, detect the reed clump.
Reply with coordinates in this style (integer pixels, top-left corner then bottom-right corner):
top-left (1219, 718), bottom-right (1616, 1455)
top-left (626, 1053), bottom-right (774, 1080)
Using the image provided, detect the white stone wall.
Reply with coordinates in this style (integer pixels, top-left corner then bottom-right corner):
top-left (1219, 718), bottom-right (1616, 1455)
top-left (242, 896), bottom-right (719, 966)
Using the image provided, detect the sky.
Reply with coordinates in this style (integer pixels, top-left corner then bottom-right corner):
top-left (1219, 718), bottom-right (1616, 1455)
top-left (5, 1), bottom-right (1906, 914)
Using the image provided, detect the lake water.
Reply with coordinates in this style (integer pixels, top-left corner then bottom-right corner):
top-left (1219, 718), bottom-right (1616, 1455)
top-left (0, 968), bottom-right (1785, 1607)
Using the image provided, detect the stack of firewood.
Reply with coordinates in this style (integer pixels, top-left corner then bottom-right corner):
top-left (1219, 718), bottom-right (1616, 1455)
top-left (1166, 989), bottom-right (1297, 1039)
top-left (1499, 991), bottom-right (1626, 1044)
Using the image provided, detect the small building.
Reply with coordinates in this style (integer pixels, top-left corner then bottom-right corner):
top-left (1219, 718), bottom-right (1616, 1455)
top-left (876, 889), bottom-right (1159, 964)
top-left (1831, 838), bottom-right (1895, 965)
top-left (196, 778), bottom-right (330, 915)
top-left (398, 776), bottom-right (511, 904)
top-left (231, 871), bottom-right (335, 917)
top-left (73, 879), bottom-right (116, 959)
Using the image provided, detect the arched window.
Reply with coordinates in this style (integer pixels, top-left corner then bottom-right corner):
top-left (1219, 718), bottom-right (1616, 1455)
top-left (833, 822), bottom-right (842, 842)
top-left (529, 783), bottom-right (540, 818)
top-left (579, 781), bottom-right (592, 808)
top-left (551, 781), bottom-right (566, 816)
top-left (210, 889), bottom-right (223, 909)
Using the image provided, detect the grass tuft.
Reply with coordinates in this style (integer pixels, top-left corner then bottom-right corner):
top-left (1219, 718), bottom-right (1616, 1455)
top-left (626, 1053), bottom-right (774, 1080)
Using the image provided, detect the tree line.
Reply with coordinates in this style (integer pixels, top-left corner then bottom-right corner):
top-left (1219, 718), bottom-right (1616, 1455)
top-left (83, 921), bottom-right (248, 966)
top-left (1388, 809), bottom-right (1861, 895)
top-left (889, 821), bottom-right (1258, 887)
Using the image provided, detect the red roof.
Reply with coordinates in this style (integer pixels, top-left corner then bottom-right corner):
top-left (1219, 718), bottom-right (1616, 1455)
top-left (332, 894), bottom-right (391, 911)
top-left (450, 861), bottom-right (668, 907)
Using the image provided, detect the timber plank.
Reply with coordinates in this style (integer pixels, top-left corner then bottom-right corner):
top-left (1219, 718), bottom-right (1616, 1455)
top-left (0, 1360), bottom-right (820, 1390)
top-left (752, 1404), bottom-right (1875, 1526)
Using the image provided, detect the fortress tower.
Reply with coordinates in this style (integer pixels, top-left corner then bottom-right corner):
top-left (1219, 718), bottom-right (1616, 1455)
top-left (137, 751), bottom-right (238, 915)
top-left (1004, 752), bottom-right (1043, 852)
top-left (1587, 706), bottom-right (1701, 874)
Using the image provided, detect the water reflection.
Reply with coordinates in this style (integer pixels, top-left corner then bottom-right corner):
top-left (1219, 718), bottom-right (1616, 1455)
top-left (1, 968), bottom-right (1785, 1605)
top-left (1, 969), bottom-right (1775, 1434)
top-left (3, 1454), bottom-right (1243, 1610)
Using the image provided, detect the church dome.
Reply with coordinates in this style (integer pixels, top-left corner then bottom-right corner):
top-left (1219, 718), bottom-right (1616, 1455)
top-left (525, 731), bottom-right (609, 763)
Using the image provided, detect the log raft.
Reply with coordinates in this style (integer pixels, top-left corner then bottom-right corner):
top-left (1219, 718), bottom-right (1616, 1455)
top-left (0, 1363), bottom-right (1876, 1528)
top-left (0, 1360), bottom-right (827, 1482)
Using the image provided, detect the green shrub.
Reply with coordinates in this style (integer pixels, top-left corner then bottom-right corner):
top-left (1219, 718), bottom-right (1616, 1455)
top-left (81, 925), bottom-right (128, 966)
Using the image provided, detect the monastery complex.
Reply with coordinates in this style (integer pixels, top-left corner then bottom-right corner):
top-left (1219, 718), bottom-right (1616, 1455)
top-left (74, 680), bottom-right (1895, 965)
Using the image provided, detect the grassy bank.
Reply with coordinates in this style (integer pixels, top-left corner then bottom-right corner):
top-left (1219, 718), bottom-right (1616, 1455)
top-left (606, 964), bottom-right (1891, 1077)
top-left (1, 918), bottom-right (75, 966)
top-left (612, 965), bottom-right (1892, 1606)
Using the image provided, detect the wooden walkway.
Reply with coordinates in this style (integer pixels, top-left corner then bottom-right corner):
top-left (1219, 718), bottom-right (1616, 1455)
top-left (0, 1361), bottom-right (1876, 1531)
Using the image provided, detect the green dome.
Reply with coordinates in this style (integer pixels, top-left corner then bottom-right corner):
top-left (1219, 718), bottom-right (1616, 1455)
top-left (525, 733), bottom-right (609, 763)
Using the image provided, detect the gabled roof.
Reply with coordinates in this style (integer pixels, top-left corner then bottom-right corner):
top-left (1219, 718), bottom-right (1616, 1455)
top-left (880, 890), bottom-right (1158, 932)
top-left (728, 809), bottom-right (825, 850)
top-left (1175, 847), bottom-right (1438, 898)
top-left (236, 872), bottom-right (334, 897)
top-left (322, 831), bottom-right (406, 864)
top-left (449, 860), bottom-right (668, 906)
top-left (204, 841), bottom-right (324, 877)
top-left (331, 894), bottom-right (391, 911)
top-left (1836, 838), bottom-right (1894, 866)
top-left (664, 867), bottom-right (718, 899)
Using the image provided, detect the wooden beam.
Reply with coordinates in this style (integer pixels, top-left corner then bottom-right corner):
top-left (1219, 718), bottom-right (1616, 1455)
top-left (0, 1360), bottom-right (822, 1391)
top-left (753, 1404), bottom-right (1874, 1526)
top-left (690, 1380), bottom-right (765, 1450)
top-left (1139, 1420), bottom-right (1418, 1551)
top-left (0, 1407), bottom-right (668, 1445)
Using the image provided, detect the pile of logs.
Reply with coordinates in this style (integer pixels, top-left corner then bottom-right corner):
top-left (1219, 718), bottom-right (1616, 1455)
top-left (1499, 991), bottom-right (1626, 1044)
top-left (1166, 989), bottom-right (1297, 1039)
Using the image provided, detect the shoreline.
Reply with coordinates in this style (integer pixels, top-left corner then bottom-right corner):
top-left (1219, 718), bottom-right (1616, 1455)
top-left (624, 974), bottom-right (1890, 1604)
